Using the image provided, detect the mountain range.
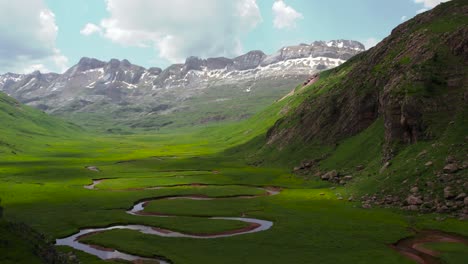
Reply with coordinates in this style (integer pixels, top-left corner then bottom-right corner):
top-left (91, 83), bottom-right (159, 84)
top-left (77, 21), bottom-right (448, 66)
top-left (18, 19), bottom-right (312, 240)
top-left (0, 40), bottom-right (364, 130)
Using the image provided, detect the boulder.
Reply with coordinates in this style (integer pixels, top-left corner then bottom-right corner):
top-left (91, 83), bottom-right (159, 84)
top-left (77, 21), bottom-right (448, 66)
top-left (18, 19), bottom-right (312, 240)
top-left (410, 187), bottom-right (419, 193)
top-left (443, 163), bottom-right (459, 173)
top-left (406, 195), bottom-right (423, 205)
top-left (379, 161), bottom-right (391, 174)
top-left (444, 187), bottom-right (456, 199)
top-left (425, 161), bottom-right (433, 166)
top-left (343, 175), bottom-right (353, 181)
top-left (421, 202), bottom-right (433, 210)
top-left (462, 160), bottom-right (468, 169)
top-left (417, 150), bottom-right (428, 158)
top-left (455, 193), bottom-right (466, 201)
top-left (321, 170), bottom-right (338, 180)
top-left (436, 205), bottom-right (450, 213)
top-left (446, 156), bottom-right (456, 164)
top-left (301, 160), bottom-right (315, 168)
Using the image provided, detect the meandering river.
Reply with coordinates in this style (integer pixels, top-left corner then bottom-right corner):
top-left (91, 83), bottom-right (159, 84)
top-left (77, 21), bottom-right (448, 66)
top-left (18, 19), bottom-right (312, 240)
top-left (56, 179), bottom-right (280, 263)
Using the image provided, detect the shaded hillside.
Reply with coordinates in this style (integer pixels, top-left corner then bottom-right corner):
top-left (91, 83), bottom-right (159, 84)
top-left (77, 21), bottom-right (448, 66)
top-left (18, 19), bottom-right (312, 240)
top-left (0, 91), bottom-right (81, 157)
top-left (237, 0), bottom-right (468, 216)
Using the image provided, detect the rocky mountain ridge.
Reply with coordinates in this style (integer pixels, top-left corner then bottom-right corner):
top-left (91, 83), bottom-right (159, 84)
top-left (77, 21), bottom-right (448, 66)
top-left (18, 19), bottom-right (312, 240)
top-left (0, 40), bottom-right (364, 128)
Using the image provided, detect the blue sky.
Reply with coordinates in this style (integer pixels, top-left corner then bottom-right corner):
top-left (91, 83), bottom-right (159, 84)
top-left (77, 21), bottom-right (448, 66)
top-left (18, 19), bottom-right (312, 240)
top-left (0, 0), bottom-right (450, 73)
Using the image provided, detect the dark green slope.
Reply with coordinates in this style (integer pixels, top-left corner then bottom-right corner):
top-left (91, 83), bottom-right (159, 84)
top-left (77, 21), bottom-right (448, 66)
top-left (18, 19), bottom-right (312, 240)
top-left (238, 0), bottom-right (468, 216)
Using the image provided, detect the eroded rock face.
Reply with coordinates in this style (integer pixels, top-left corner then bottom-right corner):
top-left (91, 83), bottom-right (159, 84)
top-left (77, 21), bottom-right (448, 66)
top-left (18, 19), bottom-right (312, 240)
top-left (231, 51), bottom-right (266, 71)
top-left (382, 98), bottom-right (424, 147)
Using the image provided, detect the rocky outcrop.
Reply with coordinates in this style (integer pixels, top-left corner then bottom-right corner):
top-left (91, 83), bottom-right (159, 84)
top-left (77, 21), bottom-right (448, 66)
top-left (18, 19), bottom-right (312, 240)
top-left (359, 154), bottom-right (467, 218)
top-left (231, 50), bottom-right (266, 71)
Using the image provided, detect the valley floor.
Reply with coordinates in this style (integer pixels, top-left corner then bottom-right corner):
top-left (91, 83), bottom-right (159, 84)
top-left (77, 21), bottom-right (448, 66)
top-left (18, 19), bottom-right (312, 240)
top-left (0, 131), bottom-right (467, 264)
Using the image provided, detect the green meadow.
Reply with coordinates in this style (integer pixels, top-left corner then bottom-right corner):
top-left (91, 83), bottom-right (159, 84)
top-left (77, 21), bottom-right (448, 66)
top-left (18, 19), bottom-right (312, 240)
top-left (1, 116), bottom-right (467, 263)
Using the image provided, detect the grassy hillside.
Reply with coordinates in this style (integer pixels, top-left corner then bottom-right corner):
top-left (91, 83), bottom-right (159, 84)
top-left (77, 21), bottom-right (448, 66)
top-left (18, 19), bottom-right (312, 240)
top-left (232, 0), bottom-right (468, 216)
top-left (0, 91), bottom-right (82, 158)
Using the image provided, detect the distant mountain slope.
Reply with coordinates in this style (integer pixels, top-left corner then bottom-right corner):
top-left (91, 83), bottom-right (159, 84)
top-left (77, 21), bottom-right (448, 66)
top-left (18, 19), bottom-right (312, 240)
top-left (238, 0), bottom-right (468, 216)
top-left (0, 40), bottom-right (364, 131)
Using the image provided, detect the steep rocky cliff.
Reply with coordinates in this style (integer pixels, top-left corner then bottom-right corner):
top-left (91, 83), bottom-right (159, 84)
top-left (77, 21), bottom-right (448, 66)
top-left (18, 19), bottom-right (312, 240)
top-left (267, 1), bottom-right (467, 160)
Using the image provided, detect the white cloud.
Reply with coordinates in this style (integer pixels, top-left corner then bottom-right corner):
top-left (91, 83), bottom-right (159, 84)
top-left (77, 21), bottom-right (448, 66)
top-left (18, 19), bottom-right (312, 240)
top-left (0, 0), bottom-right (68, 73)
top-left (272, 0), bottom-right (303, 30)
top-left (52, 49), bottom-right (69, 73)
top-left (416, 8), bottom-right (429, 14)
top-left (89, 0), bottom-right (262, 63)
top-left (22, 64), bottom-right (50, 74)
top-left (414, 0), bottom-right (450, 8)
top-left (80, 23), bottom-right (102, 36)
top-left (362, 38), bottom-right (380, 50)
top-left (401, 16), bottom-right (407, 21)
